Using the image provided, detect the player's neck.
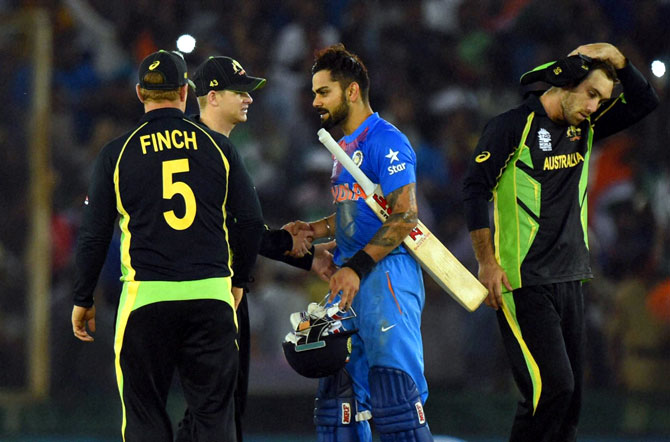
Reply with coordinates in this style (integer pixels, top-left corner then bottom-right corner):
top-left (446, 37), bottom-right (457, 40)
top-left (144, 101), bottom-right (185, 113)
top-left (342, 103), bottom-right (374, 136)
top-left (540, 88), bottom-right (565, 124)
top-left (201, 112), bottom-right (234, 137)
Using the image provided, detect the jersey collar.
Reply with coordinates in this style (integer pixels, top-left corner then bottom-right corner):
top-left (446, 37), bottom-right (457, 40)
top-left (139, 107), bottom-right (186, 123)
top-left (525, 93), bottom-right (548, 116)
top-left (343, 112), bottom-right (380, 144)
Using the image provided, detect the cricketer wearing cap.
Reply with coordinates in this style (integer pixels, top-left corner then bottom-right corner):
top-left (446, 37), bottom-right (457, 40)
top-left (71, 50), bottom-right (265, 442)
top-left (463, 43), bottom-right (659, 441)
top-left (175, 55), bottom-right (336, 442)
top-left (289, 44), bottom-right (433, 442)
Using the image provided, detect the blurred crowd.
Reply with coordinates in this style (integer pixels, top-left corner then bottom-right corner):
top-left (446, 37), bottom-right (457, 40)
top-left (1, 0), bottom-right (669, 434)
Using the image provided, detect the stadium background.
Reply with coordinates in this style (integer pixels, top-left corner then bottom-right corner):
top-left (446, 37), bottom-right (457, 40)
top-left (1, 0), bottom-right (669, 440)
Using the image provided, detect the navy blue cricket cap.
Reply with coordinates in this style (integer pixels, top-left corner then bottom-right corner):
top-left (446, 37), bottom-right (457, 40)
top-left (520, 54), bottom-right (593, 87)
top-left (191, 56), bottom-right (266, 96)
top-left (138, 50), bottom-right (189, 90)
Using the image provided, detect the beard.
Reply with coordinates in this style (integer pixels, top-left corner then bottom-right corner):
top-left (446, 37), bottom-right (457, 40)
top-left (560, 94), bottom-right (586, 126)
top-left (320, 99), bottom-right (349, 130)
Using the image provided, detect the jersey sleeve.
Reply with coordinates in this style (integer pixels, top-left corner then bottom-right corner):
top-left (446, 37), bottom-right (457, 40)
top-left (370, 129), bottom-right (417, 196)
top-left (220, 139), bottom-right (265, 289)
top-left (591, 61), bottom-right (660, 142)
top-left (258, 227), bottom-right (314, 270)
top-left (462, 110), bottom-right (526, 231)
top-left (73, 144), bottom-right (118, 307)
top-left (259, 227), bottom-right (292, 258)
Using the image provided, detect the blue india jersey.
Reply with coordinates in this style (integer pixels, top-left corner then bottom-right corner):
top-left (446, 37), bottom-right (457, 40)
top-left (331, 113), bottom-right (417, 266)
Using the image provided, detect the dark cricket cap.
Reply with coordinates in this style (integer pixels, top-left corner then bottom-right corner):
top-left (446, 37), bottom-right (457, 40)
top-left (520, 54), bottom-right (593, 87)
top-left (138, 50), bottom-right (189, 90)
top-left (191, 56), bottom-right (266, 96)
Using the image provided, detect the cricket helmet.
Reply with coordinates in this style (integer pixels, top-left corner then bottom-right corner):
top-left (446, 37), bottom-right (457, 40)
top-left (282, 295), bottom-right (357, 378)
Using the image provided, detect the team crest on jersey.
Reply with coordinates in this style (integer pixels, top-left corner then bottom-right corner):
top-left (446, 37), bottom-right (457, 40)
top-left (352, 150), bottom-right (364, 166)
top-left (567, 125), bottom-right (581, 141)
top-left (538, 128), bottom-right (552, 152)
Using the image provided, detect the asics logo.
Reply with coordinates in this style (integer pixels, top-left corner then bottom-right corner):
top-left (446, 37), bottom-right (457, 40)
top-left (475, 151), bottom-right (491, 163)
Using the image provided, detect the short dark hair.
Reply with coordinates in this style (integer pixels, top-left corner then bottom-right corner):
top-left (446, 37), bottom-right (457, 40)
top-left (589, 59), bottom-right (618, 83)
top-left (311, 43), bottom-right (370, 102)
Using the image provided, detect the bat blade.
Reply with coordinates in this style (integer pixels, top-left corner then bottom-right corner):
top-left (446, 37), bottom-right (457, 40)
top-left (365, 191), bottom-right (487, 311)
top-left (400, 219), bottom-right (487, 312)
top-left (318, 128), bottom-right (487, 311)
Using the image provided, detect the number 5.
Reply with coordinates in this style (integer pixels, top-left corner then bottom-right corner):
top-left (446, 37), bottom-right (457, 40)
top-left (163, 159), bottom-right (196, 230)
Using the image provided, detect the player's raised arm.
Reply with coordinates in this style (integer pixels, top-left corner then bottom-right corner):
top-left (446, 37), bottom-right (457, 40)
top-left (463, 42), bottom-right (659, 441)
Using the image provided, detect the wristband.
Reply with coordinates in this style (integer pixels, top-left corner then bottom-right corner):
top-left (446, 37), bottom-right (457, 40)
top-left (342, 250), bottom-right (375, 280)
top-left (323, 218), bottom-right (333, 238)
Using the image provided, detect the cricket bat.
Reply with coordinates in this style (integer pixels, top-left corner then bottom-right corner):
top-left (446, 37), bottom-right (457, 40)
top-left (317, 128), bottom-right (487, 312)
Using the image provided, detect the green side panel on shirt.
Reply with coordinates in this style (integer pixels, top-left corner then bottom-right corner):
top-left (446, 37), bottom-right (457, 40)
top-left (579, 127), bottom-right (594, 250)
top-left (493, 113), bottom-right (540, 290)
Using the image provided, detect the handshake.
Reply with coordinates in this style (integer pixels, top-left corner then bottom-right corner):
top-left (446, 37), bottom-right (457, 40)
top-left (281, 220), bottom-right (317, 258)
top-left (281, 220), bottom-right (337, 282)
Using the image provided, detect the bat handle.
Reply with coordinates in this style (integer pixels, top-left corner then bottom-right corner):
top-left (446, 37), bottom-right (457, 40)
top-left (317, 129), bottom-right (375, 196)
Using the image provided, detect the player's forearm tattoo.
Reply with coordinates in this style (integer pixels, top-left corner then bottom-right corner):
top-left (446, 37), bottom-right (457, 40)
top-left (370, 184), bottom-right (418, 248)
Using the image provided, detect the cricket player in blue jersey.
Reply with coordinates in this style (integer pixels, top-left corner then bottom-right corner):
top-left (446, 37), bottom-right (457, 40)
top-left (288, 43), bottom-right (433, 442)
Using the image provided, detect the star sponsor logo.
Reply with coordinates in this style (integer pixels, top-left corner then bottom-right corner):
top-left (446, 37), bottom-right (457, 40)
top-left (388, 163), bottom-right (406, 175)
top-left (385, 148), bottom-right (400, 163)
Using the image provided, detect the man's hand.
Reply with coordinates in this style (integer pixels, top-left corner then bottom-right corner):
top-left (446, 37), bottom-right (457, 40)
top-left (232, 286), bottom-right (244, 310)
top-left (282, 220), bottom-right (311, 236)
top-left (289, 226), bottom-right (314, 257)
top-left (478, 261), bottom-right (513, 310)
top-left (569, 42), bottom-right (626, 69)
top-left (469, 228), bottom-right (512, 311)
top-left (72, 305), bottom-right (96, 342)
top-left (282, 221), bottom-right (314, 257)
top-left (329, 267), bottom-right (360, 310)
top-left (312, 241), bottom-right (337, 281)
